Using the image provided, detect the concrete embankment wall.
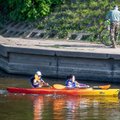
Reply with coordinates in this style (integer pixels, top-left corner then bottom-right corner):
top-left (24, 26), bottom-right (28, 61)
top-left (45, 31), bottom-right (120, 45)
top-left (0, 44), bottom-right (120, 82)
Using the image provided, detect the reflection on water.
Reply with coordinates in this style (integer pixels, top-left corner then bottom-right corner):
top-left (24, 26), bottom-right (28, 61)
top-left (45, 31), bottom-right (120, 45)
top-left (0, 93), bottom-right (120, 120)
top-left (33, 96), bottom-right (44, 120)
top-left (31, 95), bottom-right (120, 120)
top-left (0, 76), bottom-right (120, 120)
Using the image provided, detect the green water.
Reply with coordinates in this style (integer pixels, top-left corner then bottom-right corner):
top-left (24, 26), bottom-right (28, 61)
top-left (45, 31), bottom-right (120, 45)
top-left (0, 75), bottom-right (120, 120)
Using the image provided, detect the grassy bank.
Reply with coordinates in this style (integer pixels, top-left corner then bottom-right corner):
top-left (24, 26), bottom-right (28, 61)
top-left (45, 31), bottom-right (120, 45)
top-left (1, 0), bottom-right (120, 44)
top-left (36, 0), bottom-right (120, 44)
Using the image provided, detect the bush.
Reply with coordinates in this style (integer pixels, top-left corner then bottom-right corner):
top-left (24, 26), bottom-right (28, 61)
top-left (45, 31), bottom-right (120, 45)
top-left (0, 0), bottom-right (62, 21)
top-left (1, 0), bottom-right (120, 44)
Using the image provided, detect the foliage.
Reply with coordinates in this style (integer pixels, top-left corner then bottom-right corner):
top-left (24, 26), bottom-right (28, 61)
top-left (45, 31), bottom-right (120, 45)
top-left (1, 0), bottom-right (120, 42)
top-left (0, 0), bottom-right (62, 21)
top-left (36, 0), bottom-right (120, 40)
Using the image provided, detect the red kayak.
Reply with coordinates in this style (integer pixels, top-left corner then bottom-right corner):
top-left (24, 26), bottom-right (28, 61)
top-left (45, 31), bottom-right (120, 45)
top-left (7, 87), bottom-right (120, 97)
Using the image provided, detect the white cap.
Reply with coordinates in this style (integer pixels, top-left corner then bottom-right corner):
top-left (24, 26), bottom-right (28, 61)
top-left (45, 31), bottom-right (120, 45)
top-left (36, 71), bottom-right (42, 76)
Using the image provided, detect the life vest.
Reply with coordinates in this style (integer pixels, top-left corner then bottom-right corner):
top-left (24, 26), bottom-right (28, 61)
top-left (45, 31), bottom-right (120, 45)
top-left (30, 77), bottom-right (39, 88)
top-left (30, 75), bottom-right (46, 88)
top-left (65, 79), bottom-right (76, 88)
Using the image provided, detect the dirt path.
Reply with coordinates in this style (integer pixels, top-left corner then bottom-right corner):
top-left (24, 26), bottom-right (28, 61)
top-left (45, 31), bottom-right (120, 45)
top-left (0, 36), bottom-right (120, 55)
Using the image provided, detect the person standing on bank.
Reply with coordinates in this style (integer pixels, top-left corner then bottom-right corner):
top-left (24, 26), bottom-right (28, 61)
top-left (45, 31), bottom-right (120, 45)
top-left (106, 5), bottom-right (120, 48)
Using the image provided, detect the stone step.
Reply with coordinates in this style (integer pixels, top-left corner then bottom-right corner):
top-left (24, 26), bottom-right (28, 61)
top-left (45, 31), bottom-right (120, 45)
top-left (0, 21), bottom-right (90, 40)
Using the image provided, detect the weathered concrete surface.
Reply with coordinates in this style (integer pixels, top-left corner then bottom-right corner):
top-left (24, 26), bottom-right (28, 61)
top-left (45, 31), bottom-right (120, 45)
top-left (1, 36), bottom-right (120, 82)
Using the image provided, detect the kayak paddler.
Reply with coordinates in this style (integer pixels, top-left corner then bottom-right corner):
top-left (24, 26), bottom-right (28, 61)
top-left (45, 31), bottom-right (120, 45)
top-left (30, 71), bottom-right (49, 88)
top-left (65, 74), bottom-right (90, 88)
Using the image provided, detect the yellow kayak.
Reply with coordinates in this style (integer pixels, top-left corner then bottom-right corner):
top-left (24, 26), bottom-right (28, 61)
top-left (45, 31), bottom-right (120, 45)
top-left (7, 87), bottom-right (120, 97)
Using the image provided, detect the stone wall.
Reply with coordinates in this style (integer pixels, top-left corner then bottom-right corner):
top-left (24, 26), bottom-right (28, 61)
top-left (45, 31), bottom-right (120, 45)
top-left (0, 44), bottom-right (120, 82)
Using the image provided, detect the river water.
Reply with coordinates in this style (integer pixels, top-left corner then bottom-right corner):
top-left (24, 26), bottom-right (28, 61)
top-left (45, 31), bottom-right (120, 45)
top-left (0, 75), bottom-right (120, 120)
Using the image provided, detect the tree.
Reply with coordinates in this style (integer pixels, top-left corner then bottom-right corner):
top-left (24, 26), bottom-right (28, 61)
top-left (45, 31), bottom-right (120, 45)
top-left (0, 0), bottom-right (62, 21)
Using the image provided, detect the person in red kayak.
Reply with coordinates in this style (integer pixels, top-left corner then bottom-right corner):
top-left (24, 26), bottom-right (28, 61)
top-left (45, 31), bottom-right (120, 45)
top-left (65, 74), bottom-right (90, 88)
top-left (30, 71), bottom-right (49, 88)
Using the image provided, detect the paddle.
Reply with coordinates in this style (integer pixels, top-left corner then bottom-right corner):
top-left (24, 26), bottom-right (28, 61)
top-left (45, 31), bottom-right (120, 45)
top-left (53, 84), bottom-right (66, 89)
top-left (53, 84), bottom-right (111, 90)
top-left (93, 84), bottom-right (111, 90)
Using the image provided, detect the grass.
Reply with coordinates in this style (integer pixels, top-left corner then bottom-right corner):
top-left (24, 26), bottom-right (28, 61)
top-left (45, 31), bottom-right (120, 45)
top-left (35, 0), bottom-right (120, 45)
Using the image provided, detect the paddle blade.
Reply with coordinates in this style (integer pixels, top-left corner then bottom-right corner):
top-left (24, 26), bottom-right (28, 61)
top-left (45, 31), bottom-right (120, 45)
top-left (99, 84), bottom-right (111, 90)
top-left (53, 84), bottom-right (66, 89)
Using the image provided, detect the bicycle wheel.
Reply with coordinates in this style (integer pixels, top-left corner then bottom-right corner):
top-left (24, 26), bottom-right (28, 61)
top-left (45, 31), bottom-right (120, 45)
top-left (100, 29), bottom-right (111, 46)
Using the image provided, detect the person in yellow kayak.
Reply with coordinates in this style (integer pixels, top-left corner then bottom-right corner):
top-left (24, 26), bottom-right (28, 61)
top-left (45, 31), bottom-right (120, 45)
top-left (30, 71), bottom-right (49, 88)
top-left (65, 74), bottom-right (90, 88)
